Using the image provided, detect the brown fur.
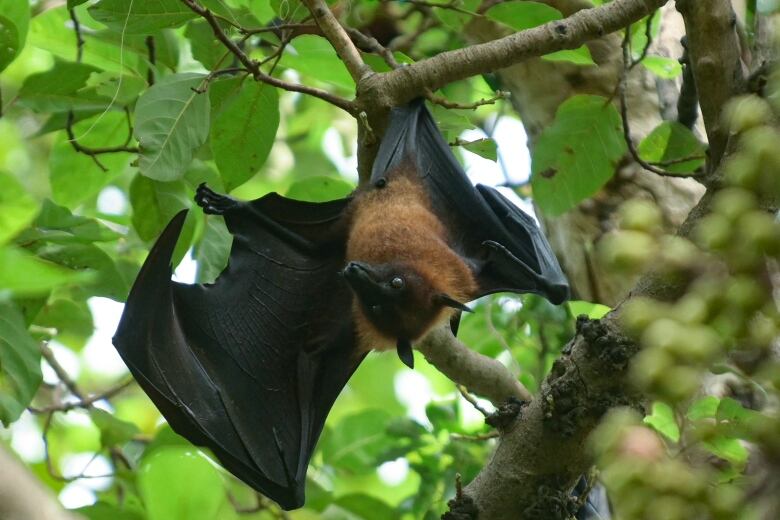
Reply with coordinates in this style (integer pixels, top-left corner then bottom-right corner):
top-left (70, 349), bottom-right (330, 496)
top-left (345, 165), bottom-right (477, 351)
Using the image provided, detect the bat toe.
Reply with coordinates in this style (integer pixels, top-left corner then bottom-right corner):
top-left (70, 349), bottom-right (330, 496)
top-left (195, 183), bottom-right (238, 215)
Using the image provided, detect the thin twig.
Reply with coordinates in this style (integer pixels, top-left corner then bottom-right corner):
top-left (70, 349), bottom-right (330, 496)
top-left (450, 431), bottom-right (500, 442)
top-left (302, 0), bottom-right (372, 83)
top-left (457, 384), bottom-right (491, 417)
top-left (29, 379), bottom-right (134, 414)
top-left (628, 15), bottom-right (654, 69)
top-left (40, 343), bottom-right (84, 400)
top-left (67, 8), bottom-right (84, 62)
top-left (346, 27), bottom-right (400, 69)
top-left (426, 89), bottom-right (508, 110)
top-left (241, 22), bottom-right (317, 35)
top-left (399, 0), bottom-right (482, 17)
top-left (180, 0), bottom-right (357, 114)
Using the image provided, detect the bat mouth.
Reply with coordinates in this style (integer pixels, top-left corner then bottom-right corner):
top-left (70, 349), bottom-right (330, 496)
top-left (342, 261), bottom-right (386, 300)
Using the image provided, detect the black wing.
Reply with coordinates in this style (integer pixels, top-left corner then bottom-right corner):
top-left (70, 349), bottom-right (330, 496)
top-left (370, 100), bottom-right (570, 304)
top-left (113, 190), bottom-right (363, 510)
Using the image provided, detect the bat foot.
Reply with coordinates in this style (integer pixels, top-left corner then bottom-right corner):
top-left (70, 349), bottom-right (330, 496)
top-left (195, 183), bottom-right (238, 215)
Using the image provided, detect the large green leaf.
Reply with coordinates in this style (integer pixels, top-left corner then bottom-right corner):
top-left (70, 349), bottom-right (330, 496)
top-left (320, 409), bottom-right (394, 473)
top-left (285, 176), bottom-right (355, 202)
top-left (637, 122), bottom-right (705, 175)
top-left (643, 401), bottom-right (680, 442)
top-left (35, 243), bottom-right (130, 301)
top-left (32, 298), bottom-right (94, 350)
top-left (0, 0), bottom-right (29, 72)
top-left (49, 112), bottom-right (133, 208)
top-left (280, 35), bottom-right (355, 91)
top-left (0, 171), bottom-right (38, 246)
top-left (135, 73), bottom-right (210, 181)
top-left (210, 78), bottom-right (279, 191)
top-left (90, 408), bottom-right (140, 448)
top-left (0, 246), bottom-right (86, 295)
top-left (0, 302), bottom-right (42, 426)
top-left (89, 0), bottom-right (197, 34)
top-left (18, 199), bottom-right (121, 245)
top-left (531, 95), bottom-right (626, 215)
top-left (18, 61), bottom-right (112, 113)
top-left (139, 447), bottom-right (225, 520)
top-left (185, 20), bottom-right (227, 70)
top-left (485, 1), bottom-right (594, 66)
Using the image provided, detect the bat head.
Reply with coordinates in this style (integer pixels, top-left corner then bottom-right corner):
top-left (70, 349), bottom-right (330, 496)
top-left (342, 260), bottom-right (470, 342)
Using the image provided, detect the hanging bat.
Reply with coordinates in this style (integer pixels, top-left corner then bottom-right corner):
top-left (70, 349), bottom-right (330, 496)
top-left (113, 100), bottom-right (569, 510)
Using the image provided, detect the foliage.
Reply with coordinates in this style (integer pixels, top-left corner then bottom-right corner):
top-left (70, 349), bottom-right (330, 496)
top-left (0, 1), bottom-right (778, 519)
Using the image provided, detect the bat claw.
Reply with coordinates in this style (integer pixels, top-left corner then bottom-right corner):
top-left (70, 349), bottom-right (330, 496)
top-left (195, 183), bottom-right (238, 215)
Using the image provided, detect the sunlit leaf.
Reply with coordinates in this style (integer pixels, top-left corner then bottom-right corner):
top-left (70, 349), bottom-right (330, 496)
top-left (0, 246), bottom-right (86, 295)
top-left (320, 409), bottom-right (394, 473)
top-left (32, 298), bottom-right (94, 350)
top-left (285, 176), bottom-right (355, 202)
top-left (638, 122), bottom-right (705, 175)
top-left (460, 138), bottom-right (498, 162)
top-left (280, 35), bottom-right (354, 91)
top-left (0, 170), bottom-right (38, 245)
top-left (18, 61), bottom-right (112, 112)
top-left (687, 396), bottom-right (720, 421)
top-left (139, 447), bottom-right (225, 520)
top-left (641, 55), bottom-right (683, 79)
top-left (35, 242), bottom-right (130, 301)
top-left (531, 95), bottom-right (626, 215)
top-left (0, 301), bottom-right (42, 426)
top-left (135, 73), bottom-right (210, 181)
top-left (89, 0), bottom-right (197, 33)
top-left (90, 408), bottom-right (140, 447)
top-left (643, 401), bottom-right (680, 442)
top-left (0, 0), bottom-right (30, 72)
top-left (568, 300), bottom-right (610, 319)
top-left (18, 199), bottom-right (121, 245)
top-left (335, 494), bottom-right (397, 520)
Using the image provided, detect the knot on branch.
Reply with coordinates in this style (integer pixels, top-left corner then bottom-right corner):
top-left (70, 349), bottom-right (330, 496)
top-left (577, 316), bottom-right (636, 373)
top-left (522, 483), bottom-right (579, 520)
top-left (442, 495), bottom-right (478, 520)
top-left (485, 397), bottom-right (526, 431)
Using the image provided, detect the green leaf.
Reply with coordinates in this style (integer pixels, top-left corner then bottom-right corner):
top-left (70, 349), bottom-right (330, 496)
top-left (531, 95), bottom-right (626, 215)
top-left (32, 298), bottom-right (94, 350)
top-left (434, 0), bottom-right (480, 31)
top-left (29, 7), bottom-right (143, 75)
top-left (194, 215), bottom-right (230, 284)
top-left (49, 112), bottom-right (132, 208)
top-left (90, 408), bottom-right (140, 448)
top-left (637, 122), bottom-right (705, 175)
top-left (18, 61), bottom-right (112, 113)
top-left (210, 78), bottom-right (279, 191)
top-left (641, 55), bottom-right (683, 79)
top-left (0, 170), bottom-right (38, 245)
top-left (139, 447), bottom-right (225, 520)
top-left (0, 0), bottom-right (30, 72)
top-left (335, 494), bottom-right (397, 520)
top-left (74, 502), bottom-right (144, 520)
top-left (687, 395), bottom-right (720, 421)
top-left (320, 409), bottom-right (394, 473)
top-left (426, 400), bottom-right (460, 432)
top-left (135, 73), bottom-right (210, 181)
top-left (85, 71), bottom-right (147, 105)
top-left (89, 0), bottom-right (197, 34)
top-left (0, 246), bottom-right (86, 296)
top-left (129, 175), bottom-right (195, 266)
top-left (280, 35), bottom-right (355, 91)
top-left (19, 200), bottom-right (121, 244)
top-left (460, 138), bottom-right (498, 162)
top-left (543, 47), bottom-right (595, 66)
top-left (185, 20), bottom-right (226, 70)
top-left (0, 301), bottom-right (42, 426)
top-left (702, 435), bottom-right (749, 465)
top-left (35, 243), bottom-right (130, 301)
top-left (568, 300), bottom-right (610, 319)
top-left (716, 397), bottom-right (765, 438)
top-left (643, 401), bottom-right (680, 442)
top-left (486, 1), bottom-right (593, 65)
top-left (285, 176), bottom-right (355, 202)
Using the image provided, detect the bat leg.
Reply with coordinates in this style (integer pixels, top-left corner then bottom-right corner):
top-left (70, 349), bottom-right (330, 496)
top-left (195, 183), bottom-right (239, 215)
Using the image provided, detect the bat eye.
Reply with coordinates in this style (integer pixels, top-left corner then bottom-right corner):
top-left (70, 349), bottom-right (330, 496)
top-left (390, 277), bottom-right (404, 289)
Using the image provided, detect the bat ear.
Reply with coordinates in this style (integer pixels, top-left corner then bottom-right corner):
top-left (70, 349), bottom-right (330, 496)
top-left (396, 339), bottom-right (414, 369)
top-left (434, 293), bottom-right (473, 313)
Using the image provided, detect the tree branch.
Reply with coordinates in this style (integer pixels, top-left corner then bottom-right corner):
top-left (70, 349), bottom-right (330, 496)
top-left (0, 446), bottom-right (82, 520)
top-left (179, 0), bottom-right (358, 114)
top-left (418, 327), bottom-right (532, 405)
top-left (675, 0), bottom-right (745, 165)
top-left (302, 0), bottom-right (372, 83)
top-left (359, 0), bottom-right (669, 109)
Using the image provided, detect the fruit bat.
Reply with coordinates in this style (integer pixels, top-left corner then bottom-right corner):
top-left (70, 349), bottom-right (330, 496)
top-left (113, 100), bottom-right (569, 510)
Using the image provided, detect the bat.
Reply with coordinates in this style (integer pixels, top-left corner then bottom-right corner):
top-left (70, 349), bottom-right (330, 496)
top-left (113, 100), bottom-right (569, 510)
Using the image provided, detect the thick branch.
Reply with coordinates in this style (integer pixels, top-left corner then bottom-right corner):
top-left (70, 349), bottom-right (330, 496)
top-left (359, 0), bottom-right (669, 109)
top-left (0, 446), bottom-right (82, 520)
top-left (418, 327), bottom-right (531, 405)
top-left (302, 0), bottom-right (372, 83)
top-left (676, 0), bottom-right (744, 166)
